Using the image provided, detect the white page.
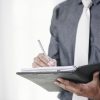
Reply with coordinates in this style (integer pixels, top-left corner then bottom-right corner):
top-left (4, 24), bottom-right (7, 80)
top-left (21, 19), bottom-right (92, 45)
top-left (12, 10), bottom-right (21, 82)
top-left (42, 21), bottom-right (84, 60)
top-left (19, 66), bottom-right (76, 72)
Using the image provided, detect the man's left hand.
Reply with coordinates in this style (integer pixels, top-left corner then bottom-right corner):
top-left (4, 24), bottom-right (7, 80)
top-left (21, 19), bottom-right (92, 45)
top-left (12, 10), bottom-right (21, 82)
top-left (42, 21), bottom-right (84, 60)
top-left (54, 72), bottom-right (100, 100)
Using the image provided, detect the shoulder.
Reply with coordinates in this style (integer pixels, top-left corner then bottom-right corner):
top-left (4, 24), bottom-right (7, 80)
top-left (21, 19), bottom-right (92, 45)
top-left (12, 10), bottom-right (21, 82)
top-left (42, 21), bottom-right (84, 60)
top-left (53, 1), bottom-right (68, 15)
top-left (52, 0), bottom-right (72, 19)
top-left (50, 0), bottom-right (72, 35)
top-left (54, 0), bottom-right (69, 10)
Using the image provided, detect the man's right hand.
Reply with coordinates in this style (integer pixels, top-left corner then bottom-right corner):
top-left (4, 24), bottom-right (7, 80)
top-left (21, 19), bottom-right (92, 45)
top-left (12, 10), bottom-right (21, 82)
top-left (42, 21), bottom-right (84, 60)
top-left (32, 53), bottom-right (57, 67)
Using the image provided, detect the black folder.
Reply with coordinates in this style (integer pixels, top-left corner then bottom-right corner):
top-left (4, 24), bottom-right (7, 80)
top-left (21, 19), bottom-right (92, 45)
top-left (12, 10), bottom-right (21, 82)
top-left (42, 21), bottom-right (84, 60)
top-left (16, 63), bottom-right (100, 91)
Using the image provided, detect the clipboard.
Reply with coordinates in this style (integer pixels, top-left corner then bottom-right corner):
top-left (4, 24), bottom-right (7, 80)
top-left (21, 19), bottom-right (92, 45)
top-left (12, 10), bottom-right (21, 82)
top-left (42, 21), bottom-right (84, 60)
top-left (16, 63), bottom-right (100, 91)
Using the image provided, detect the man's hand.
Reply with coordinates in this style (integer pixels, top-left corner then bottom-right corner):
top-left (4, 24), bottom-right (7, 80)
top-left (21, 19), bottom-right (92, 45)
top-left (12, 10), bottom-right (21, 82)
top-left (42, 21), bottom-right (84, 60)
top-left (55, 72), bottom-right (100, 100)
top-left (32, 53), bottom-right (57, 67)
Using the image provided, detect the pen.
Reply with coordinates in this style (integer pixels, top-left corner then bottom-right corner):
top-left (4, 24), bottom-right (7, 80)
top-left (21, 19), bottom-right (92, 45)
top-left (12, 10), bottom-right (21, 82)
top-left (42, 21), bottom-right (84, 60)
top-left (37, 40), bottom-right (46, 55)
top-left (37, 40), bottom-right (56, 66)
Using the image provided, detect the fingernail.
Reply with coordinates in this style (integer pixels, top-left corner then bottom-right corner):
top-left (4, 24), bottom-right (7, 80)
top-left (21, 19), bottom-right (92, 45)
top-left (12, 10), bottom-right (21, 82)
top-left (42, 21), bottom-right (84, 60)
top-left (57, 78), bottom-right (62, 82)
top-left (47, 62), bottom-right (51, 66)
top-left (48, 61), bottom-right (55, 66)
top-left (54, 81), bottom-right (59, 85)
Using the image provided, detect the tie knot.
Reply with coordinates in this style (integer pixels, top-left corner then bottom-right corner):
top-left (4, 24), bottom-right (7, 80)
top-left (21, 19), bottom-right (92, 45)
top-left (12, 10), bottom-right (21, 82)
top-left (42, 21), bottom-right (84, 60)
top-left (82, 0), bottom-right (92, 8)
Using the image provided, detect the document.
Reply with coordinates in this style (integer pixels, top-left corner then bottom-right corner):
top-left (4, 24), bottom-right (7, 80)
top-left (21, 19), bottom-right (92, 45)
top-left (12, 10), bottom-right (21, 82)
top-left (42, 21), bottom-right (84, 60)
top-left (20, 66), bottom-right (76, 72)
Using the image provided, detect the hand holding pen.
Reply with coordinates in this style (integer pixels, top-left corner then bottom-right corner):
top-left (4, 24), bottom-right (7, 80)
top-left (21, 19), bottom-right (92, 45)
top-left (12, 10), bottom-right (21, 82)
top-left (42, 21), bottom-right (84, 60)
top-left (32, 40), bottom-right (57, 67)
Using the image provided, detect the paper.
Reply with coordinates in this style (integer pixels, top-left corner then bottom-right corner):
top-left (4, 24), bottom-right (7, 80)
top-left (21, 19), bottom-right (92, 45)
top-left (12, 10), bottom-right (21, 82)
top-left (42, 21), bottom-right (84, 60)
top-left (20, 66), bottom-right (76, 72)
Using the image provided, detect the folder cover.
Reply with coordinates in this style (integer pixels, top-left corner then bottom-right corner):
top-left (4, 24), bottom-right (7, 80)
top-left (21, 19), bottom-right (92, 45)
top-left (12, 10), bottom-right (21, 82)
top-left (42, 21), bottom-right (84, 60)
top-left (16, 63), bottom-right (100, 91)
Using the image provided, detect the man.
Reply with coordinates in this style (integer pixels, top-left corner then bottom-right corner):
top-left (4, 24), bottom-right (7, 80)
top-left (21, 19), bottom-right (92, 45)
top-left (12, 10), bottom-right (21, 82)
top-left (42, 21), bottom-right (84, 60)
top-left (32, 0), bottom-right (100, 100)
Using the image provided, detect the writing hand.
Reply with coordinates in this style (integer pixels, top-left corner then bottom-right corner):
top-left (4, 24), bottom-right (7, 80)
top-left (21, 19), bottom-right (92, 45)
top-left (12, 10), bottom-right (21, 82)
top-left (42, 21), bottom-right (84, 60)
top-left (32, 53), bottom-right (57, 67)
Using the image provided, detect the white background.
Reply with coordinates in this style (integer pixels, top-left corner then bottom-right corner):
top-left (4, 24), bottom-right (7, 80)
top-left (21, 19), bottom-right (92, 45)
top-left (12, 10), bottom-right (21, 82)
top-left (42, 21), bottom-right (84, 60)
top-left (0, 0), bottom-right (65, 100)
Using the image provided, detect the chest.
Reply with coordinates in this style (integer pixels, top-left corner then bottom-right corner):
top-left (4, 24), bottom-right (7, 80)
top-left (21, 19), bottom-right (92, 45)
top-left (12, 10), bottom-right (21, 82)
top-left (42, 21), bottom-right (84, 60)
top-left (56, 3), bottom-right (100, 49)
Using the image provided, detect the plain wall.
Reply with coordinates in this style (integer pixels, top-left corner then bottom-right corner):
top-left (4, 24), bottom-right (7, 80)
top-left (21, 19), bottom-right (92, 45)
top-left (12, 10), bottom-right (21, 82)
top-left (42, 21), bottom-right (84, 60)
top-left (0, 0), bottom-right (65, 100)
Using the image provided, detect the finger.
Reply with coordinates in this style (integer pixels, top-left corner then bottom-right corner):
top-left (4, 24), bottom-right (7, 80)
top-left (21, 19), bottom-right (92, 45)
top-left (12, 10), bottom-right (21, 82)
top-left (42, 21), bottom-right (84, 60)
top-left (55, 78), bottom-right (83, 95)
top-left (32, 63), bottom-right (39, 68)
top-left (54, 81), bottom-right (66, 90)
top-left (38, 53), bottom-right (50, 65)
top-left (38, 53), bottom-right (56, 66)
top-left (56, 78), bottom-right (79, 88)
top-left (48, 59), bottom-right (57, 66)
top-left (54, 80), bottom-right (80, 95)
top-left (34, 57), bottom-right (48, 67)
top-left (93, 72), bottom-right (100, 81)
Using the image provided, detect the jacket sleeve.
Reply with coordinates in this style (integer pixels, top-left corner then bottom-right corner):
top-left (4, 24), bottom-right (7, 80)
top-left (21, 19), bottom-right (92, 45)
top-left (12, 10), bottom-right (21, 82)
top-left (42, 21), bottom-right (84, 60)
top-left (48, 5), bottom-right (61, 66)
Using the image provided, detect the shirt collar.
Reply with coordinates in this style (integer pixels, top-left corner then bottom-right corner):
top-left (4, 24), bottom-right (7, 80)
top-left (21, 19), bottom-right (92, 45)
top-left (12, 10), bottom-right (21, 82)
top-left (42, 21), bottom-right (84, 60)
top-left (78, 0), bottom-right (100, 5)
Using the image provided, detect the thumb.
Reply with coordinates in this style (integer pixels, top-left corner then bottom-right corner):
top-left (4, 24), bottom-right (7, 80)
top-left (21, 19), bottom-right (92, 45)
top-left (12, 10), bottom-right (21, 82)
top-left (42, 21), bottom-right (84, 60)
top-left (93, 72), bottom-right (100, 81)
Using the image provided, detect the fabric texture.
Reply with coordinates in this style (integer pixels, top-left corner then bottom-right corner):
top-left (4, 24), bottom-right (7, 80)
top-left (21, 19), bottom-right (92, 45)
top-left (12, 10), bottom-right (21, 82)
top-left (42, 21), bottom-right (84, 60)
top-left (48, 0), bottom-right (100, 100)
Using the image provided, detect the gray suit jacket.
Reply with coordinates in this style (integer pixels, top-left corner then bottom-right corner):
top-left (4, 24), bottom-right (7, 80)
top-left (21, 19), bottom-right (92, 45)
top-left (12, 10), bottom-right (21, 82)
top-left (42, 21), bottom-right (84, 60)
top-left (48, 0), bottom-right (100, 100)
